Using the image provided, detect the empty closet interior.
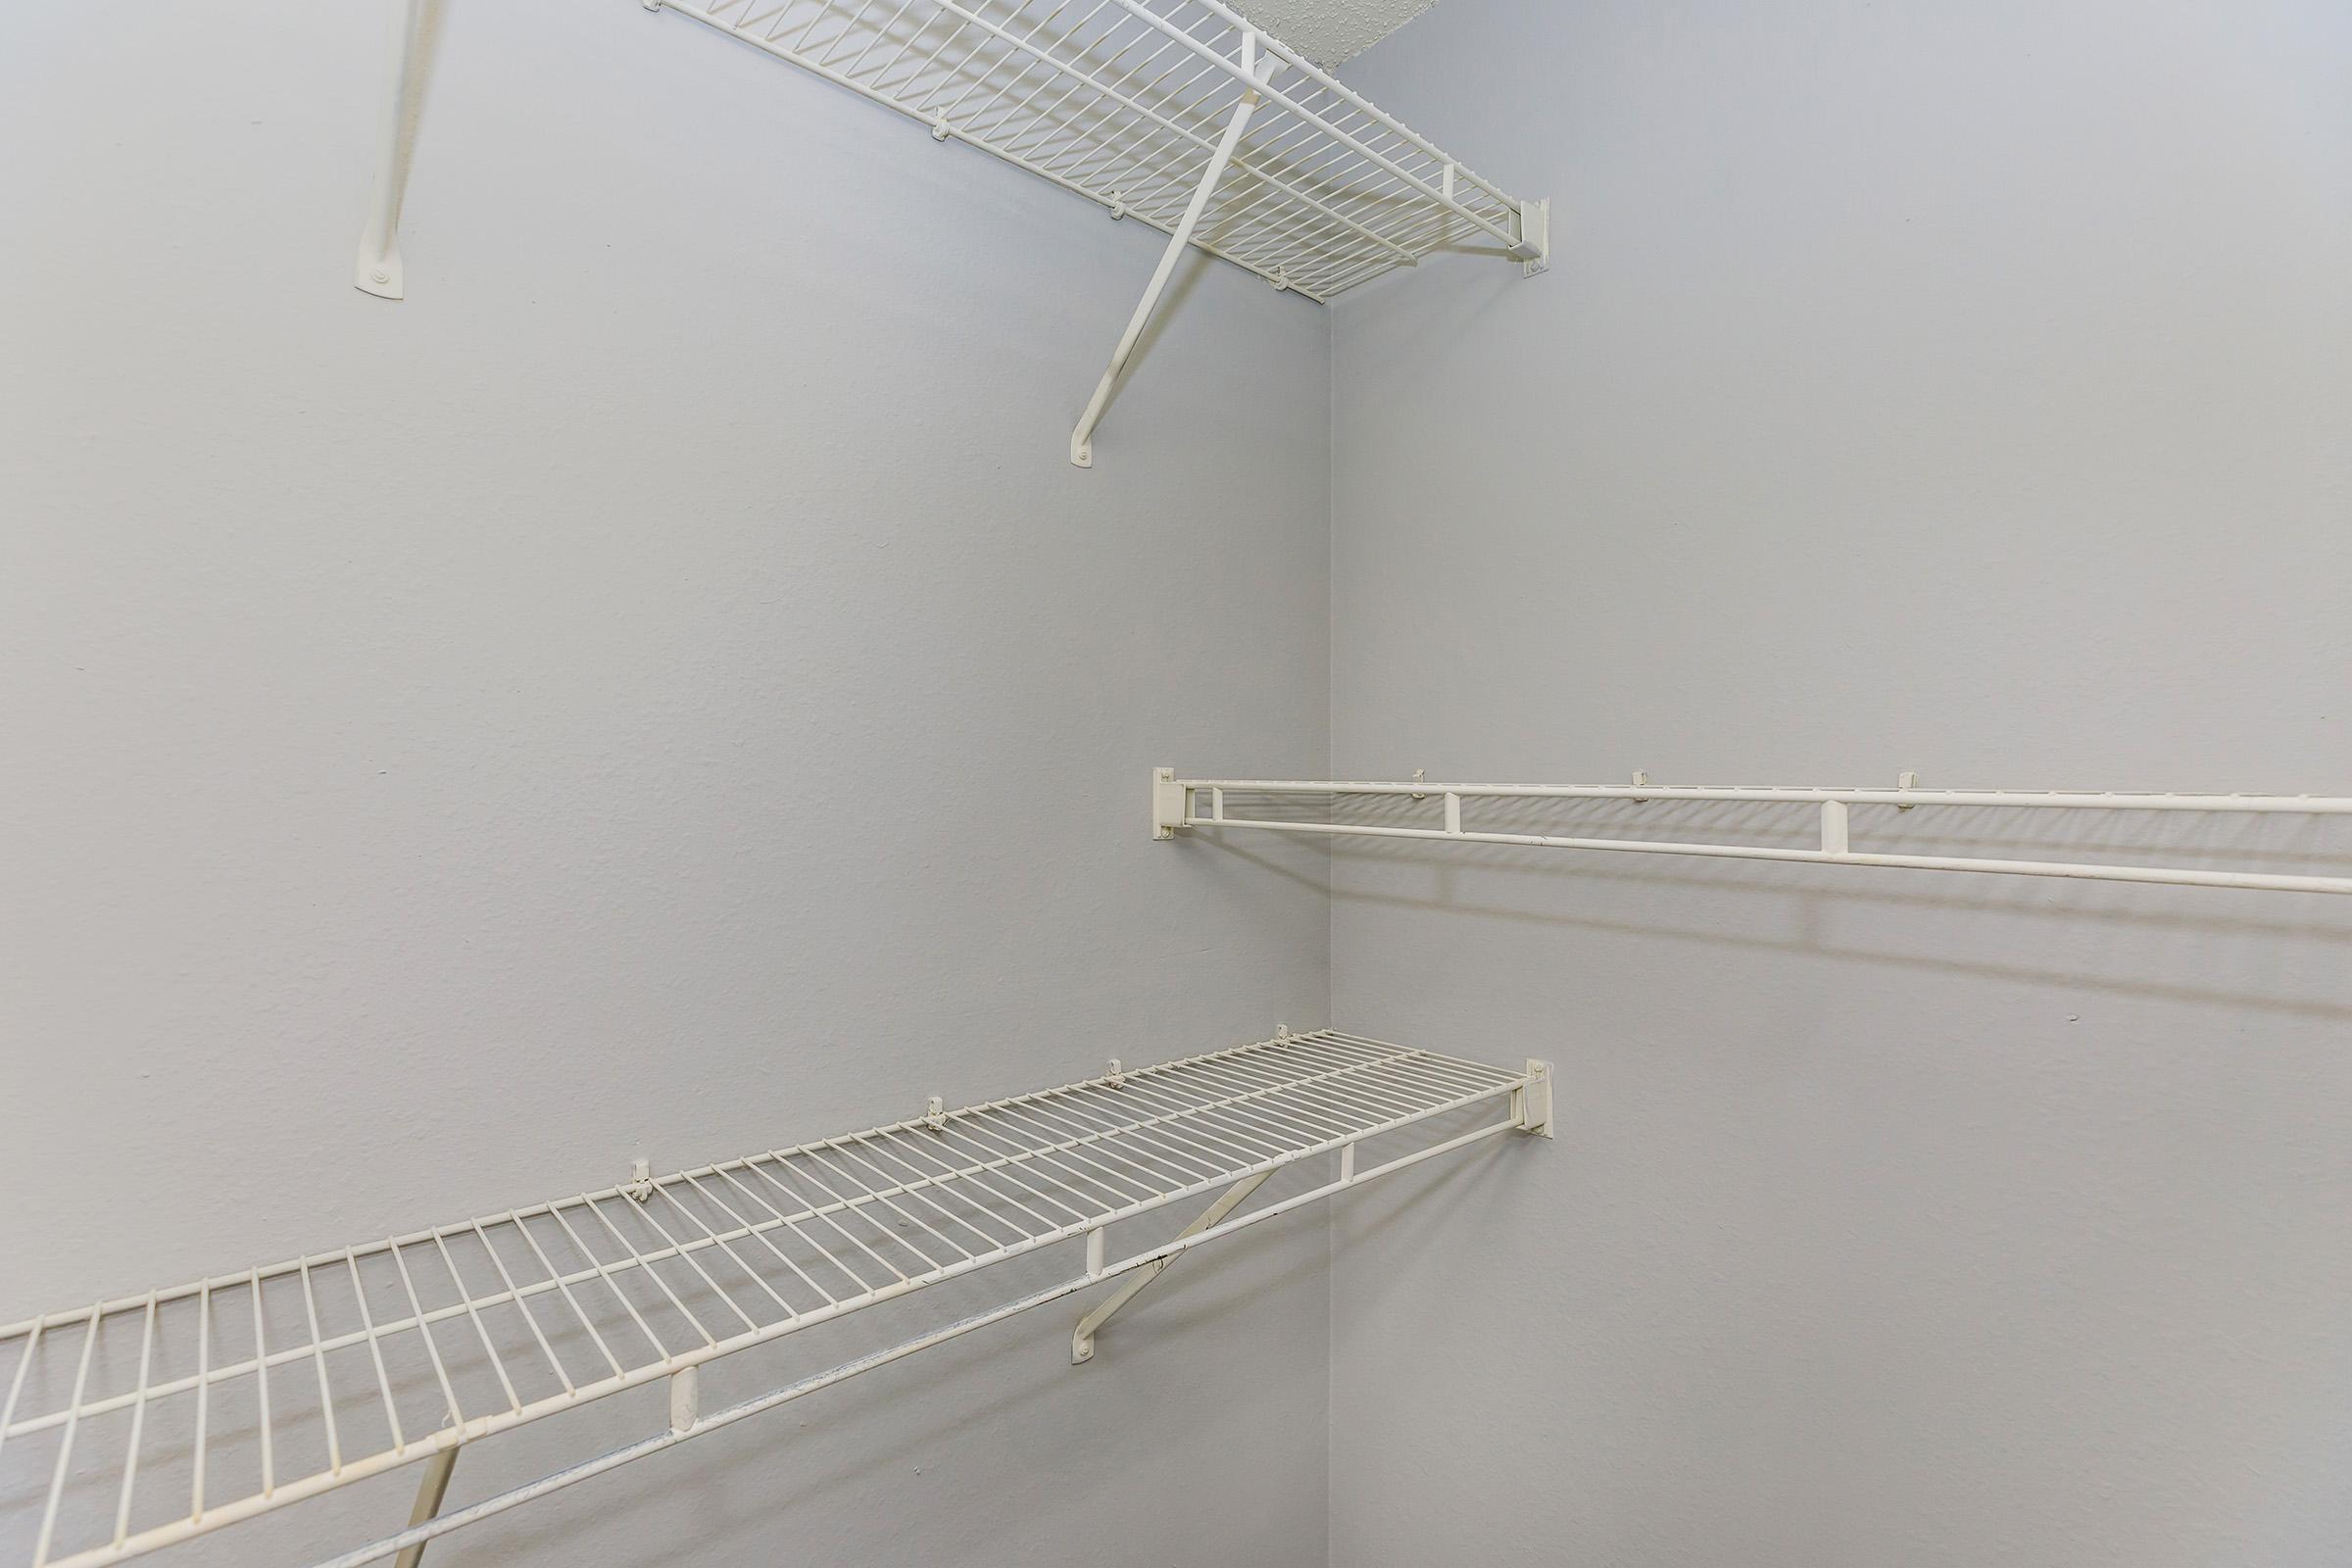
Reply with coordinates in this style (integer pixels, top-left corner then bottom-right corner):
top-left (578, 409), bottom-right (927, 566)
top-left (7, 2), bottom-right (2350, 1565)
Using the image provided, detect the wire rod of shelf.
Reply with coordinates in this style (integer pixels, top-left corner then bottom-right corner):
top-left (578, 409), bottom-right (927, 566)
top-left (1161, 774), bottom-right (2352, 895)
top-left (0, 1031), bottom-right (1537, 1568)
top-left (651, 0), bottom-right (1538, 301)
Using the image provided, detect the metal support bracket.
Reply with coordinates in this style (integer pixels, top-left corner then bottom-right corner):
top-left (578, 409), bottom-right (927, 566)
top-left (1513, 197), bottom-right (1551, 277)
top-left (356, 0), bottom-right (429, 299)
top-left (1514, 1059), bottom-right (1555, 1139)
top-left (1070, 33), bottom-right (1280, 467)
top-left (390, 1444), bottom-right (461, 1568)
top-left (1072, 1169), bottom-right (1273, 1363)
top-left (1151, 766), bottom-right (1187, 840)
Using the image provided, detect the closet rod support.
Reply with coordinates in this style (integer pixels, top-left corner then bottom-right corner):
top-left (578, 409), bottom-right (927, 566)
top-left (1072, 1169), bottom-right (1272, 1363)
top-left (355, 0), bottom-right (428, 300)
top-left (1070, 33), bottom-right (1278, 467)
top-left (390, 1444), bottom-right (460, 1568)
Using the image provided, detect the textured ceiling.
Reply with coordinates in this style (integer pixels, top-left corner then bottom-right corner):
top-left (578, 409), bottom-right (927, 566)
top-left (1236, 0), bottom-right (1444, 67)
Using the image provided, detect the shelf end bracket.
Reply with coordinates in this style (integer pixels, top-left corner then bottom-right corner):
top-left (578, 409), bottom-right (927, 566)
top-left (1152, 766), bottom-right (1187, 841)
top-left (1515, 1059), bottom-right (1555, 1139)
top-left (1511, 197), bottom-right (1551, 277)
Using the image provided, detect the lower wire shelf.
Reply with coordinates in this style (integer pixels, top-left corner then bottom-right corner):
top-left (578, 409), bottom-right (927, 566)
top-left (2, 1029), bottom-right (1550, 1568)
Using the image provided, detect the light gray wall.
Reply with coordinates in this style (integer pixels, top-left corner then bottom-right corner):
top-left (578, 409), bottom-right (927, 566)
top-left (0, 3), bottom-right (1331, 1564)
top-left (1326, 2), bottom-right (2352, 1565)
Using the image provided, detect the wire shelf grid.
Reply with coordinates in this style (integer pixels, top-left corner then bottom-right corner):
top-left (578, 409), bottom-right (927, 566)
top-left (658, 0), bottom-right (1533, 300)
top-left (1, 1030), bottom-right (1532, 1568)
top-left (1166, 774), bottom-right (2352, 895)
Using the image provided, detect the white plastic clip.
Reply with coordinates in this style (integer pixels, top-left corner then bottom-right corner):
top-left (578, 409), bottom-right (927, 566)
top-left (1516, 1059), bottom-right (1555, 1138)
top-left (1410, 767), bottom-right (1427, 801)
top-left (1275, 1023), bottom-right (1291, 1042)
top-left (1271, 269), bottom-right (1291, 292)
top-left (1897, 770), bottom-right (1919, 809)
top-left (1107, 193), bottom-right (1126, 220)
top-left (931, 117), bottom-right (951, 141)
top-left (1151, 766), bottom-right (1187, 841)
top-left (1106, 1058), bottom-right (1125, 1088)
top-left (1631, 770), bottom-right (1650, 803)
top-left (925, 1095), bottom-right (947, 1131)
top-left (624, 1159), bottom-right (654, 1203)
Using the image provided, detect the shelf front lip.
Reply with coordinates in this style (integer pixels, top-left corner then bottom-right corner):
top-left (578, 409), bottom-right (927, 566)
top-left (10, 1033), bottom-right (1531, 1568)
top-left (1178, 815), bottom-right (2352, 896)
top-left (1176, 778), bottom-right (2352, 813)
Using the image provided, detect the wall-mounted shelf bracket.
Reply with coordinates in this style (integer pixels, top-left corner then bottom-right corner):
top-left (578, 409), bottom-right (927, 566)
top-left (1, 1031), bottom-right (1537, 1567)
top-left (1514, 197), bottom-right (1551, 277)
top-left (1072, 1169), bottom-right (1273, 1362)
top-left (1515, 1059), bottom-right (1555, 1138)
top-left (1151, 766), bottom-right (1188, 840)
top-left (355, 0), bottom-right (428, 300)
top-left (1070, 32), bottom-right (1279, 467)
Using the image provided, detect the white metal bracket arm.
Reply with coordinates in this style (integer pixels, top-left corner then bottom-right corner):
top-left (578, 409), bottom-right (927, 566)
top-left (1072, 1170), bottom-right (1272, 1362)
top-left (356, 0), bottom-right (429, 299)
top-left (1069, 32), bottom-right (1280, 467)
top-left (391, 1444), bottom-right (461, 1568)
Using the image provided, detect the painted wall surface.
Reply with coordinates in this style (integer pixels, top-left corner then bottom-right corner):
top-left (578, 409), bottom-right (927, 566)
top-left (1326, 3), bottom-right (2352, 1565)
top-left (0, 3), bottom-right (1331, 1564)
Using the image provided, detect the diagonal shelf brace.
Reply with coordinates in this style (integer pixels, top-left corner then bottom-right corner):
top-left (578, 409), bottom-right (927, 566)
top-left (389, 1444), bottom-right (460, 1568)
top-left (1069, 32), bottom-right (1279, 467)
top-left (355, 0), bottom-right (429, 299)
top-left (1071, 1170), bottom-right (1272, 1363)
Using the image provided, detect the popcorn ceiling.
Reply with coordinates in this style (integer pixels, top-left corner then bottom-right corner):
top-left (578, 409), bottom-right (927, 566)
top-left (1236, 0), bottom-right (1444, 67)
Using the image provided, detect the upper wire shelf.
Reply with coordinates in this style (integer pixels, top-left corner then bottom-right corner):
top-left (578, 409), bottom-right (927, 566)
top-left (1152, 769), bottom-right (2352, 895)
top-left (1, 1030), bottom-right (1542, 1568)
top-left (656, 0), bottom-right (1544, 301)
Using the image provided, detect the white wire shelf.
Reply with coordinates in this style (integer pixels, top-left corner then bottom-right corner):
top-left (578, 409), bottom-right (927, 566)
top-left (352, 0), bottom-right (1544, 463)
top-left (655, 0), bottom-right (1542, 302)
top-left (1, 1030), bottom-right (1546, 1568)
top-left (1152, 769), bottom-right (2352, 895)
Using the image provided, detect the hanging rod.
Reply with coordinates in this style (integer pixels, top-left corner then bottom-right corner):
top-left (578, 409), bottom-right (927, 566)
top-left (0, 1030), bottom-right (1546, 1568)
top-left (1151, 768), bottom-right (2352, 896)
